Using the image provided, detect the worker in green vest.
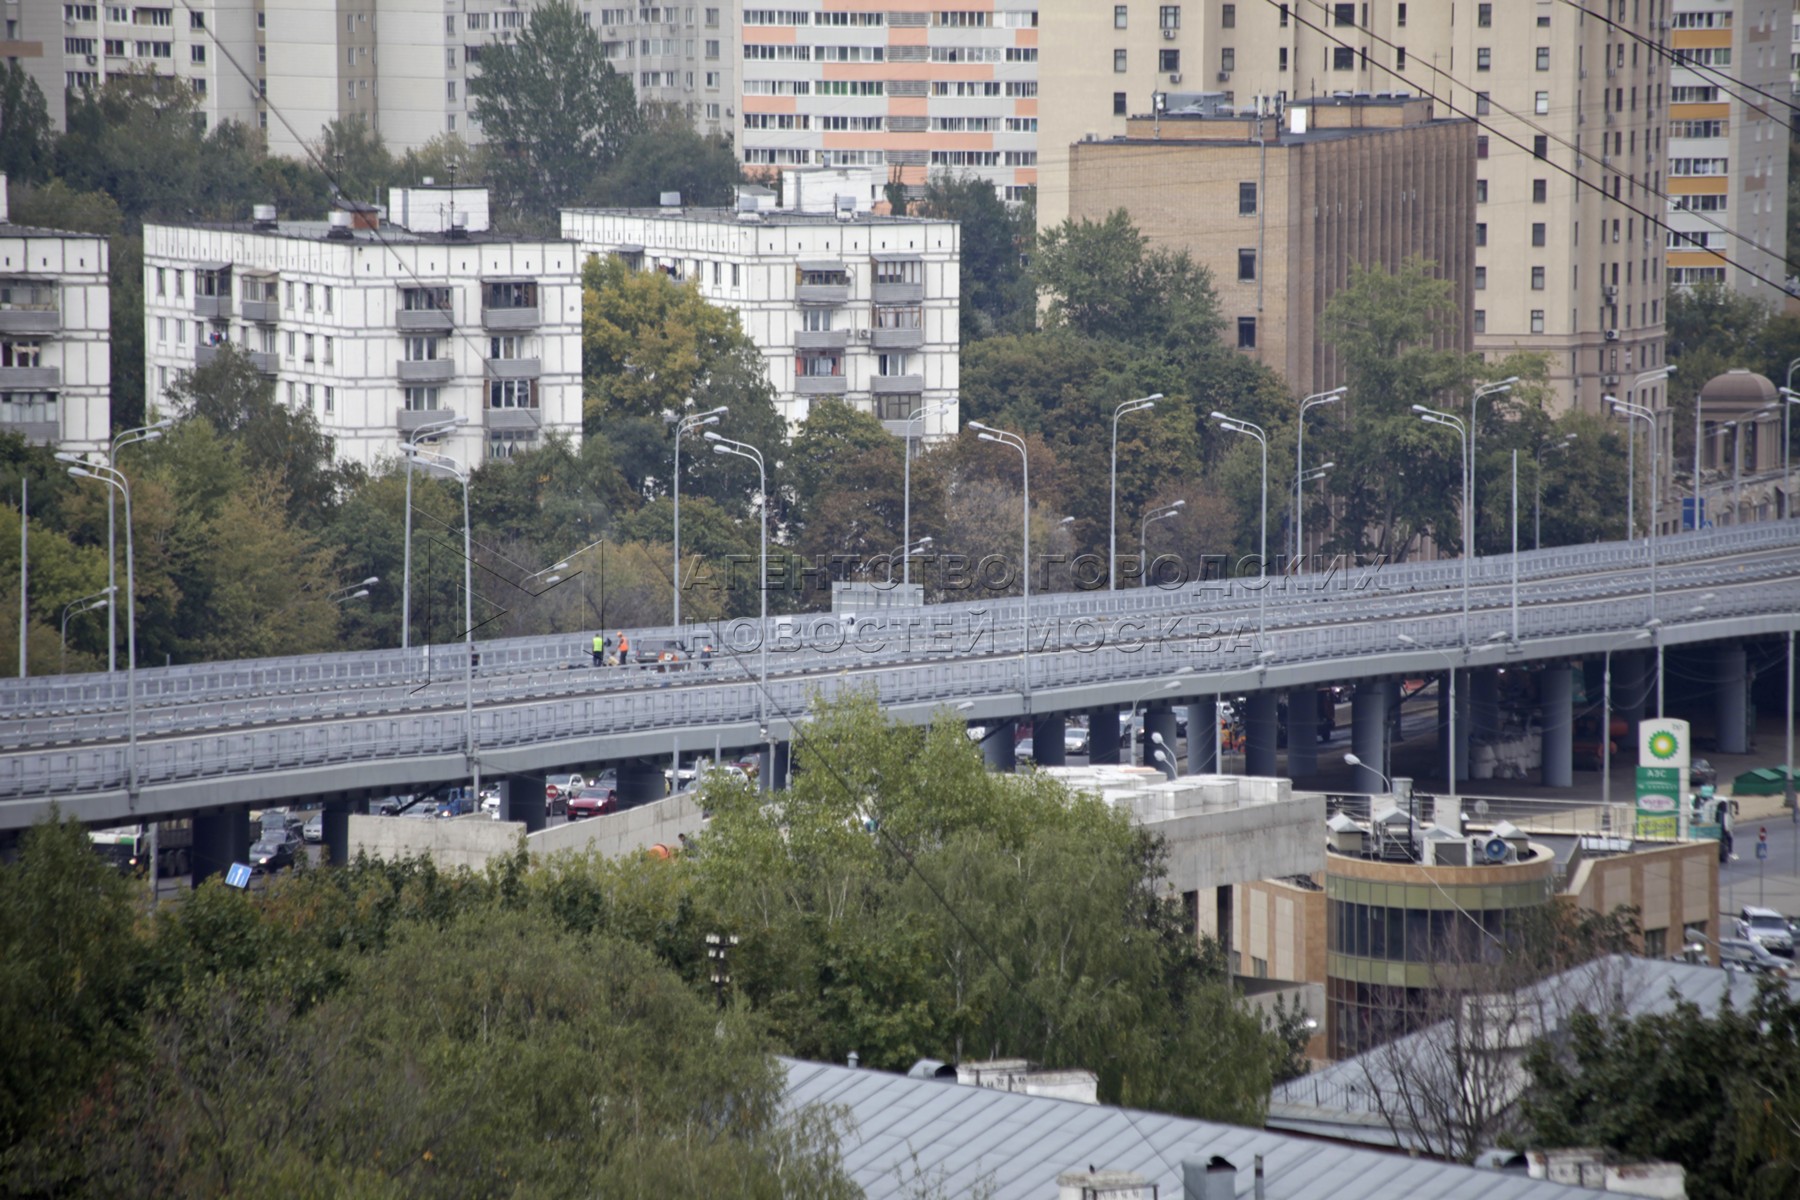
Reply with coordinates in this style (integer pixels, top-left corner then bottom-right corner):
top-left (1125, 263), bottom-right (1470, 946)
top-left (592, 632), bottom-right (605, 667)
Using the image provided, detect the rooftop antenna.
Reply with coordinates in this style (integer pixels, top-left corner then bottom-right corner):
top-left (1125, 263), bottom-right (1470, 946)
top-left (448, 160), bottom-right (459, 233)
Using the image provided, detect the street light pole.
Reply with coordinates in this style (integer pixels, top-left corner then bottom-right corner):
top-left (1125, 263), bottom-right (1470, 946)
top-left (1601, 629), bottom-right (1655, 807)
top-left (400, 415), bottom-right (467, 651)
top-left (671, 406), bottom-right (727, 631)
top-left (970, 421), bottom-right (1031, 698)
top-left (59, 458), bottom-right (138, 805)
top-left (1535, 433), bottom-right (1577, 550)
top-left (1398, 633), bottom-right (1463, 801)
top-left (706, 433), bottom-right (770, 772)
top-left (1414, 404), bottom-right (1471, 647)
top-left (404, 445), bottom-right (477, 806)
top-left (1467, 377), bottom-right (1518, 555)
top-left (1295, 387), bottom-right (1345, 569)
top-left (1140, 500), bottom-right (1186, 583)
top-left (1110, 393), bottom-right (1160, 590)
top-left (60, 589), bottom-right (111, 675)
top-left (104, 421), bottom-right (168, 672)
top-left (1611, 397), bottom-right (1660, 627)
top-left (1212, 411), bottom-right (1270, 639)
top-left (903, 400), bottom-right (948, 587)
top-left (1779, 387), bottom-right (1800, 522)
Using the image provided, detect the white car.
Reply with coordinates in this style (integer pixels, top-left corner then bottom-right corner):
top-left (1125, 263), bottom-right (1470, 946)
top-left (1737, 906), bottom-right (1795, 958)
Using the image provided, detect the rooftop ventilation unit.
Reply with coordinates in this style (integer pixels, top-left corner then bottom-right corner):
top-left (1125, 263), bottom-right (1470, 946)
top-left (325, 210), bottom-right (353, 239)
top-left (251, 203), bottom-right (277, 230)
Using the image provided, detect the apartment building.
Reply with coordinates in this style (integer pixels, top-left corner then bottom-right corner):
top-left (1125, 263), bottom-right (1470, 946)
top-left (1665, 0), bottom-right (1789, 300)
top-left (1040, 0), bottom-right (1673, 424)
top-left (561, 193), bottom-right (960, 432)
top-left (1067, 96), bottom-right (1475, 401)
top-left (144, 187), bottom-right (582, 470)
top-left (736, 1), bottom-right (1040, 202)
top-left (0, 177), bottom-right (111, 455)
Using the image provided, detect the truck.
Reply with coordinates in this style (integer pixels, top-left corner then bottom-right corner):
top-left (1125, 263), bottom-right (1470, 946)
top-left (88, 819), bottom-right (194, 878)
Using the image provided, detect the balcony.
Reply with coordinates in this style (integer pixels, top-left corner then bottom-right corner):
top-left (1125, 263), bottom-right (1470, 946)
top-left (398, 307), bottom-right (454, 332)
top-left (486, 407), bottom-right (542, 431)
top-left (872, 374), bottom-right (925, 395)
top-left (871, 326), bottom-right (923, 350)
top-left (0, 364), bottom-right (60, 389)
top-left (795, 329), bottom-right (848, 351)
top-left (796, 283), bottom-right (850, 305)
top-left (482, 304), bottom-right (540, 330)
top-left (872, 282), bottom-right (924, 304)
top-left (193, 344), bottom-right (275, 373)
top-left (397, 357), bottom-right (455, 383)
top-left (239, 298), bottom-right (279, 323)
top-left (396, 406), bottom-right (459, 434)
top-left (795, 375), bottom-right (848, 396)
top-left (193, 295), bottom-right (231, 319)
top-left (12, 420), bottom-right (59, 445)
top-left (0, 308), bottom-right (59, 335)
top-left (485, 356), bottom-right (541, 380)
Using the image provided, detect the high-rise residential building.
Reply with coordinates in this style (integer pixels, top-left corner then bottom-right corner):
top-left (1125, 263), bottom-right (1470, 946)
top-left (561, 188), bottom-right (961, 432)
top-left (0, 177), bottom-right (111, 455)
top-left (1066, 98), bottom-right (1475, 405)
top-left (1039, 0), bottom-right (1674, 427)
top-left (1664, 0), bottom-right (1789, 300)
top-left (735, 1), bottom-right (1041, 203)
top-left (144, 187), bottom-right (583, 470)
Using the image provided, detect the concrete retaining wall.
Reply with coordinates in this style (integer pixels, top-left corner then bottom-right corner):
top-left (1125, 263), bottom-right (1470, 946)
top-left (527, 794), bottom-right (708, 860)
top-left (348, 813), bottom-right (524, 871)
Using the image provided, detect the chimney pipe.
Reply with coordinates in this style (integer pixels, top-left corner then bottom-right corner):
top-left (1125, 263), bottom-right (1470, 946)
top-left (1254, 1155), bottom-right (1265, 1200)
top-left (1183, 1156), bottom-right (1236, 1200)
top-left (847, 1050), bottom-right (859, 1069)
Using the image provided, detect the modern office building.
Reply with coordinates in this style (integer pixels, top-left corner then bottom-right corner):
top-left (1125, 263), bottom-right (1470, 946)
top-left (735, 0), bottom-right (1041, 202)
top-left (144, 186), bottom-right (583, 470)
top-left (1039, 0), bottom-right (1672, 422)
top-left (0, 177), bottom-right (111, 454)
top-left (1665, 0), bottom-right (1790, 300)
top-left (1065, 95), bottom-right (1475, 400)
top-left (561, 192), bottom-right (961, 432)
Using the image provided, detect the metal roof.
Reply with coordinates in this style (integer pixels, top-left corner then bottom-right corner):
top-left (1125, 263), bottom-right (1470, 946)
top-left (781, 1057), bottom-right (1612, 1200)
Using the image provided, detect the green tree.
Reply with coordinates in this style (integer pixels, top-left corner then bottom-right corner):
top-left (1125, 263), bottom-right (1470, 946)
top-left (468, 0), bottom-right (642, 227)
top-left (599, 106), bottom-right (741, 208)
top-left (1666, 281), bottom-right (1775, 474)
top-left (313, 114), bottom-right (398, 206)
top-left (1033, 209), bottom-right (1225, 352)
top-left (0, 61), bottom-right (52, 183)
top-left (918, 171), bottom-right (1033, 340)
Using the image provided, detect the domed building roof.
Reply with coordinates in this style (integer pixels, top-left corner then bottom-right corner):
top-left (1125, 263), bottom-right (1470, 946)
top-left (1699, 368), bottom-right (1778, 415)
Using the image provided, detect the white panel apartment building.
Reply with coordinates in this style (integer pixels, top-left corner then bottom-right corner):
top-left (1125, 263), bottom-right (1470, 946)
top-left (736, 1), bottom-right (1041, 202)
top-left (144, 188), bottom-right (582, 471)
top-left (0, 181), bottom-right (110, 455)
top-left (561, 202), bottom-right (959, 432)
top-left (1665, 0), bottom-right (1790, 300)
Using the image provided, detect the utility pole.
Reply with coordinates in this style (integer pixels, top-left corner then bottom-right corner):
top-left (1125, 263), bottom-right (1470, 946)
top-left (706, 932), bottom-right (739, 1009)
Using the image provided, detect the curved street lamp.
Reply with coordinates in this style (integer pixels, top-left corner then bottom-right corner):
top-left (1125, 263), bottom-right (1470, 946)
top-left (1295, 387), bottom-right (1344, 567)
top-left (60, 587), bottom-right (113, 675)
top-left (671, 405), bottom-right (727, 629)
top-left (404, 444), bottom-right (478, 807)
top-left (902, 400), bottom-right (951, 587)
top-left (969, 420), bottom-right (1032, 699)
top-left (1414, 404), bottom-right (1472, 647)
top-left (400, 414), bottom-right (468, 651)
top-left (1212, 410), bottom-right (1269, 638)
top-left (705, 432), bottom-right (771, 775)
top-left (1110, 393), bottom-right (1160, 590)
top-left (58, 456), bottom-right (139, 802)
top-left (1140, 499), bottom-right (1185, 586)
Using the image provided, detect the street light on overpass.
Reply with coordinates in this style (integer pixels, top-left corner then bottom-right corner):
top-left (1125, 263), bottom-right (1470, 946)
top-left (1111, 393), bottom-right (1160, 590)
top-left (1413, 404), bottom-right (1471, 648)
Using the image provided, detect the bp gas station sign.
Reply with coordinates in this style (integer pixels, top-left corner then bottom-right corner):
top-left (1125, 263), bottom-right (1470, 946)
top-left (1635, 718), bottom-right (1689, 839)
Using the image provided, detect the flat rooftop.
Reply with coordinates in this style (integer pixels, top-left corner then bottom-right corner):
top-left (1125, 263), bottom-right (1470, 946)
top-left (155, 220), bottom-right (569, 247)
top-left (562, 206), bottom-right (946, 227)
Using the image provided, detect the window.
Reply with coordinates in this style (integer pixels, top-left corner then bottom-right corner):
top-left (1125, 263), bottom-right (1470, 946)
top-left (189, 9), bottom-right (203, 28)
top-left (1216, 5), bottom-right (1229, 29)
top-left (1162, 48), bottom-right (1183, 72)
top-left (1532, 223), bottom-right (1546, 247)
top-left (875, 394), bottom-right (923, 421)
top-left (796, 353), bottom-right (842, 377)
top-left (1114, 4), bottom-right (1127, 28)
top-left (489, 379), bottom-right (537, 408)
top-left (1113, 91), bottom-right (1128, 115)
top-left (801, 308), bottom-right (834, 331)
top-left (1532, 135), bottom-right (1547, 160)
top-left (874, 259), bottom-right (922, 286)
top-left (1333, 46), bottom-right (1354, 70)
top-left (489, 430), bottom-right (538, 459)
top-left (1530, 309), bottom-right (1545, 333)
top-left (1395, 46), bottom-right (1405, 70)
top-left (323, 336), bottom-right (334, 365)
top-left (1333, 3), bottom-right (1353, 25)
top-left (1279, 47), bottom-right (1288, 70)
top-left (402, 386), bottom-right (440, 411)
top-left (1159, 5), bottom-right (1182, 29)
top-left (1474, 309), bottom-right (1486, 333)
top-left (1477, 2), bottom-right (1491, 25)
top-left (1477, 136), bottom-right (1489, 159)
top-left (1475, 267), bottom-right (1487, 290)
top-left (1476, 47), bottom-right (1491, 71)
top-left (304, 283), bottom-right (314, 311)
top-left (156, 316), bottom-right (166, 342)
top-left (488, 335), bottom-right (525, 360)
top-left (1114, 48), bottom-right (1127, 72)
top-left (323, 386), bottom-right (335, 414)
top-left (484, 281), bottom-right (538, 309)
top-left (403, 336), bottom-right (442, 361)
top-left (1237, 317), bottom-right (1257, 348)
top-left (1535, 91), bottom-right (1549, 115)
top-left (877, 353), bottom-right (912, 376)
top-left (1533, 179), bottom-right (1547, 203)
top-left (1475, 91), bottom-right (1490, 115)
top-left (1536, 46), bottom-right (1550, 70)
top-left (1280, 3), bottom-right (1289, 27)
top-left (304, 333), bottom-right (315, 362)
top-left (1475, 179), bottom-right (1487, 203)
top-left (1238, 182), bottom-right (1257, 215)
top-left (1475, 223), bottom-right (1487, 247)
top-left (1644, 928), bottom-right (1667, 958)
top-left (874, 305), bottom-right (922, 330)
top-left (323, 286), bottom-right (333, 314)
top-left (304, 383), bottom-right (315, 410)
top-left (1531, 266), bottom-right (1546, 290)
top-left (1396, 1), bottom-right (1405, 25)
top-left (1237, 249), bottom-right (1256, 281)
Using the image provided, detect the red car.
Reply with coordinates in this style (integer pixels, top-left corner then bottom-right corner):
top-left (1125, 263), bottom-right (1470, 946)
top-left (566, 785), bottom-right (616, 820)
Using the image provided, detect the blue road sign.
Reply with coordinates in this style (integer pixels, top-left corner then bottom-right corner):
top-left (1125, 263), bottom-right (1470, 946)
top-left (225, 862), bottom-right (253, 889)
top-left (1757, 841), bottom-right (1769, 862)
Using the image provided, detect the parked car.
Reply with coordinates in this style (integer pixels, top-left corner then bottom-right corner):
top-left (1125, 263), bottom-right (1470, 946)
top-left (1063, 725), bottom-right (1090, 757)
top-left (302, 813), bottom-right (323, 844)
top-left (1690, 759), bottom-right (1718, 788)
top-left (1736, 905), bottom-right (1795, 958)
top-left (1719, 937), bottom-right (1790, 976)
top-left (544, 774), bottom-right (586, 806)
top-left (567, 784), bottom-right (617, 820)
top-left (249, 829), bottom-right (301, 875)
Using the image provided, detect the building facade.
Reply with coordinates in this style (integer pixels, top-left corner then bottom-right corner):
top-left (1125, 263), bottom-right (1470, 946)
top-left (1665, 0), bottom-right (1790, 300)
top-left (1066, 97), bottom-right (1475, 400)
top-left (144, 187), bottom-right (582, 471)
top-left (735, 0), bottom-right (1041, 202)
top-left (1039, 0), bottom-right (1673, 419)
top-left (560, 201), bottom-right (960, 432)
top-left (0, 181), bottom-right (111, 455)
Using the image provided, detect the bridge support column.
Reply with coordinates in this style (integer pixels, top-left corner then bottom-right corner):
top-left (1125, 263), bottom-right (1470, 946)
top-left (1286, 689), bottom-right (1319, 778)
top-left (1540, 664), bottom-right (1574, 788)
top-left (1470, 668), bottom-right (1500, 743)
top-left (1351, 683), bottom-right (1390, 795)
top-left (1184, 697), bottom-right (1219, 774)
top-left (1088, 707), bottom-right (1122, 765)
top-left (981, 719), bottom-right (1018, 773)
top-left (1435, 671), bottom-right (1470, 785)
top-left (1145, 705), bottom-right (1179, 778)
top-left (1715, 644), bottom-right (1750, 755)
top-left (1613, 650), bottom-right (1647, 730)
top-left (192, 809), bottom-right (249, 883)
top-left (1245, 692), bottom-right (1279, 777)
top-left (321, 800), bottom-right (359, 867)
top-left (1031, 714), bottom-right (1066, 766)
top-left (500, 774), bottom-right (547, 833)
top-left (618, 759), bottom-right (667, 806)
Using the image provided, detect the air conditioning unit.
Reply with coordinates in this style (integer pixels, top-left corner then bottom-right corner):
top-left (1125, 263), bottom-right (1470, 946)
top-left (1602, 373), bottom-right (1620, 387)
top-left (1168, 73), bottom-right (1182, 84)
top-left (855, 328), bottom-right (872, 339)
top-left (86, 54), bottom-right (97, 65)
top-left (1604, 328), bottom-right (1620, 340)
top-left (1162, 27), bottom-right (1177, 39)
top-left (1604, 286), bottom-right (1618, 300)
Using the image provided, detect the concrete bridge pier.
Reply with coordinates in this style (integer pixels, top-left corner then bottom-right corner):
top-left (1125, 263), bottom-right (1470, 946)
top-left (1470, 668), bottom-right (1500, 744)
top-left (1145, 705), bottom-right (1179, 778)
top-left (321, 800), bottom-right (362, 866)
top-left (1715, 644), bottom-right (1750, 754)
top-left (1286, 688), bottom-right (1319, 778)
top-left (1351, 683), bottom-right (1390, 795)
top-left (1088, 706), bottom-right (1122, 765)
top-left (980, 719), bottom-right (1018, 773)
top-left (1245, 692), bottom-right (1279, 777)
top-left (1031, 714), bottom-right (1067, 766)
top-left (1612, 649), bottom-right (1648, 728)
top-left (192, 809), bottom-right (250, 883)
top-left (1184, 696), bottom-right (1219, 774)
top-left (619, 758), bottom-right (668, 806)
top-left (1540, 664), bottom-right (1574, 788)
top-left (499, 774), bottom-right (547, 834)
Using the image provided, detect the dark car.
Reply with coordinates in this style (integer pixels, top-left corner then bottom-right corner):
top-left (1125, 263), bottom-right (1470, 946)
top-left (566, 784), bottom-right (617, 820)
top-left (1690, 759), bottom-right (1718, 788)
top-left (249, 831), bottom-right (300, 874)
